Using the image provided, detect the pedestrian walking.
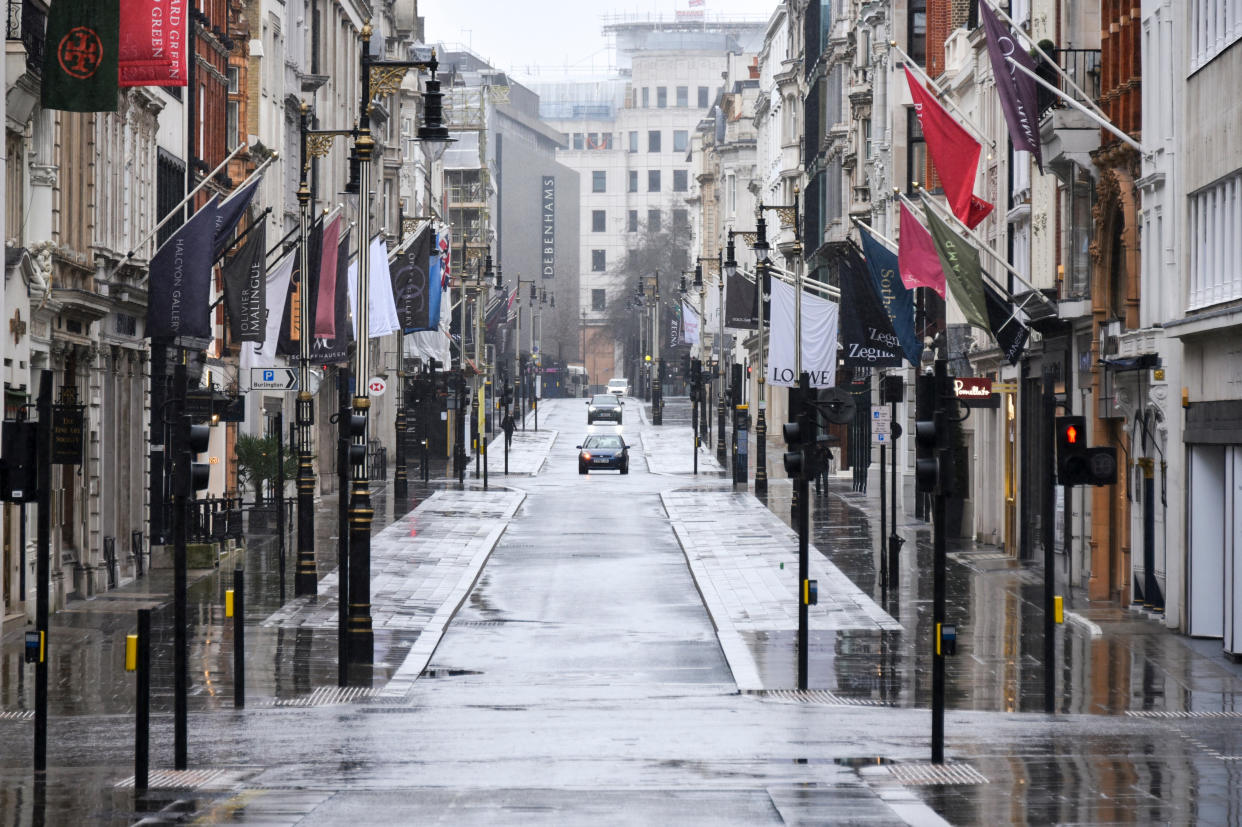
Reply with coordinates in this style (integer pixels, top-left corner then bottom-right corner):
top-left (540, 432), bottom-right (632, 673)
top-left (501, 411), bottom-right (516, 448)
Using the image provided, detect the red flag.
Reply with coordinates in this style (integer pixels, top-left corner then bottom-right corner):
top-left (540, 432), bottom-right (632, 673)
top-left (119, 0), bottom-right (188, 87)
top-left (314, 215), bottom-right (342, 337)
top-left (905, 67), bottom-right (993, 229)
top-left (898, 202), bottom-right (946, 299)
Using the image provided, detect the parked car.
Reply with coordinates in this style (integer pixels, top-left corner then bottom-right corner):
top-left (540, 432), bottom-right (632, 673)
top-left (606, 377), bottom-right (630, 397)
top-left (586, 394), bottom-right (623, 424)
top-left (577, 434), bottom-right (629, 474)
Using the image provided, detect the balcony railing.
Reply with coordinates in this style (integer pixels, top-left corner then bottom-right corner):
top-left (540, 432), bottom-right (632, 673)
top-left (1037, 48), bottom-right (1100, 120)
top-left (7, 0), bottom-right (46, 78)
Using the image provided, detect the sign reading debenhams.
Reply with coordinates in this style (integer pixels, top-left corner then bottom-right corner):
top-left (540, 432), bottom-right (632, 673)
top-left (954, 377), bottom-right (998, 409)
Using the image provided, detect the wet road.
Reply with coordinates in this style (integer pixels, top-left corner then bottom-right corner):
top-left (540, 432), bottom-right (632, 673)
top-left (4, 397), bottom-right (1242, 824)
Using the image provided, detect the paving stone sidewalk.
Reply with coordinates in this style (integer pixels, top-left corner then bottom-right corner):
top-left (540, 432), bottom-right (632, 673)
top-left (663, 489), bottom-right (900, 691)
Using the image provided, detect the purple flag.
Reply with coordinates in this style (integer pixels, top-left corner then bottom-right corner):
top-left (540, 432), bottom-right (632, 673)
top-left (979, 1), bottom-right (1043, 171)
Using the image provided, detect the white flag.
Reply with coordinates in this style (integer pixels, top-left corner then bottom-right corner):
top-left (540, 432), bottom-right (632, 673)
top-left (767, 278), bottom-right (839, 388)
top-left (240, 252), bottom-right (297, 377)
top-left (682, 300), bottom-right (700, 344)
top-left (349, 235), bottom-right (402, 339)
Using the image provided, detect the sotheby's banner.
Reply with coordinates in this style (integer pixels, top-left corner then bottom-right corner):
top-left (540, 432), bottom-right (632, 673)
top-left (767, 278), bottom-right (839, 389)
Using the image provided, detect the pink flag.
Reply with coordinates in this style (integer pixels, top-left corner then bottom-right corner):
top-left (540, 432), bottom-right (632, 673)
top-left (898, 203), bottom-right (946, 299)
top-left (905, 67), bottom-right (993, 229)
top-left (119, 0), bottom-right (188, 87)
top-left (314, 215), bottom-right (342, 337)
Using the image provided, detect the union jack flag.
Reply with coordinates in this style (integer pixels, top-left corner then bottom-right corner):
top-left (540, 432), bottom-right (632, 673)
top-left (437, 228), bottom-right (451, 289)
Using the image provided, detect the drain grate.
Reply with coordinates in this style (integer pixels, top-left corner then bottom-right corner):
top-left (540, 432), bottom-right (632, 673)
top-left (115, 769), bottom-right (242, 790)
top-left (0, 710), bottom-right (35, 720)
top-left (887, 763), bottom-right (989, 786)
top-left (757, 689), bottom-right (891, 707)
top-left (253, 686), bottom-right (384, 708)
top-left (359, 706), bottom-right (421, 714)
top-left (1127, 710), bottom-right (1242, 719)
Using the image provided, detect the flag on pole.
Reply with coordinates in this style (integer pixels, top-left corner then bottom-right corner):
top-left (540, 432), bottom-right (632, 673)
top-left (983, 281), bottom-right (1030, 365)
top-left (904, 67), bottom-right (993, 229)
top-left (836, 243), bottom-right (902, 369)
top-left (857, 223), bottom-right (922, 366)
top-left (979, 1), bottom-right (1043, 171)
top-left (119, 0), bottom-right (187, 87)
top-left (923, 204), bottom-right (990, 331)
top-left (310, 228), bottom-right (352, 364)
top-left (146, 198), bottom-right (218, 339)
top-left (725, 270), bottom-right (758, 330)
top-left (278, 216), bottom-right (322, 356)
top-left (239, 251), bottom-right (295, 376)
top-left (391, 224), bottom-right (438, 332)
top-left (212, 175), bottom-right (263, 260)
top-left (349, 235), bottom-right (401, 339)
top-left (681, 300), bottom-right (701, 344)
top-left (898, 202), bottom-right (946, 298)
top-left (767, 278), bottom-right (839, 389)
top-left (437, 228), bottom-right (452, 289)
top-left (42, 0), bottom-right (120, 112)
top-left (222, 223), bottom-right (266, 343)
top-left (313, 214), bottom-right (342, 337)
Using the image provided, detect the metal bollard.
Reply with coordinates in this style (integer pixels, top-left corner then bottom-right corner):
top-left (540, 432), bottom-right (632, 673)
top-left (229, 569), bottom-right (245, 708)
top-left (134, 608), bottom-right (150, 793)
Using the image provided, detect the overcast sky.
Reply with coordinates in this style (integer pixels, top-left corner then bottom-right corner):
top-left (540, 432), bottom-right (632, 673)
top-left (418, 0), bottom-right (776, 82)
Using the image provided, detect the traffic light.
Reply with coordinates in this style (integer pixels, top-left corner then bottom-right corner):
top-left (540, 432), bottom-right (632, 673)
top-left (782, 382), bottom-right (818, 480)
top-left (1055, 416), bottom-right (1088, 486)
top-left (1, 420), bottom-right (38, 502)
top-left (347, 413), bottom-right (368, 466)
top-left (176, 422), bottom-right (211, 495)
top-left (914, 373), bottom-right (939, 493)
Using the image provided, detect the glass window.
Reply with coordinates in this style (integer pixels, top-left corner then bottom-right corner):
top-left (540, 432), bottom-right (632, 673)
top-left (656, 87), bottom-right (667, 108)
top-left (628, 210), bottom-right (638, 232)
top-left (587, 132), bottom-right (598, 149)
top-left (698, 86), bottom-right (709, 108)
top-left (628, 170), bottom-right (638, 193)
top-left (592, 171), bottom-right (606, 192)
top-left (628, 131), bottom-right (638, 152)
top-left (673, 130), bottom-right (688, 152)
top-left (908, 0), bottom-right (927, 67)
top-left (648, 170), bottom-right (661, 192)
top-left (676, 86), bottom-right (688, 107)
top-left (573, 133), bottom-right (584, 150)
top-left (673, 170), bottom-right (688, 192)
top-left (642, 87), bottom-right (649, 108)
top-left (648, 130), bottom-right (661, 152)
top-left (592, 210), bottom-right (606, 232)
top-left (648, 209), bottom-right (661, 230)
top-left (592, 288), bottom-right (606, 310)
top-left (673, 209), bottom-right (689, 231)
top-left (591, 250), bottom-right (606, 272)
top-left (906, 109), bottom-right (926, 194)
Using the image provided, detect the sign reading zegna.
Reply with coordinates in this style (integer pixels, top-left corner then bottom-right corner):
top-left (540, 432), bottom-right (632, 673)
top-left (541, 176), bottom-right (555, 279)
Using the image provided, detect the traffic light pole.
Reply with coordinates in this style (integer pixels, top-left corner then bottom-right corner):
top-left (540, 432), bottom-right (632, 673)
top-left (172, 361), bottom-right (188, 770)
top-left (1043, 375), bottom-right (1057, 714)
top-left (34, 371), bottom-right (51, 774)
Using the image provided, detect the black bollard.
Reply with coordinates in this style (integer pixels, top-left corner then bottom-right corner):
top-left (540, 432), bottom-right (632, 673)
top-left (135, 608), bottom-right (150, 793)
top-left (232, 568), bottom-right (245, 708)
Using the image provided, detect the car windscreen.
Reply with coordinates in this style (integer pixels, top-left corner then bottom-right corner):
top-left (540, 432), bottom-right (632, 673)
top-left (591, 396), bottom-right (617, 405)
top-left (584, 436), bottom-right (623, 449)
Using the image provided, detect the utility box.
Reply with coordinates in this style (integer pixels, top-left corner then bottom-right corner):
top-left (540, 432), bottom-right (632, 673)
top-left (733, 405), bottom-right (749, 486)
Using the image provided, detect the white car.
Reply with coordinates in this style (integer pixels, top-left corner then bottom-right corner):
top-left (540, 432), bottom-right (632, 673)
top-left (606, 378), bottom-right (630, 397)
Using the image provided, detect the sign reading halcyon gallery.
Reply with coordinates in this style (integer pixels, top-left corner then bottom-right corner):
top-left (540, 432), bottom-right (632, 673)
top-left (541, 176), bottom-right (555, 278)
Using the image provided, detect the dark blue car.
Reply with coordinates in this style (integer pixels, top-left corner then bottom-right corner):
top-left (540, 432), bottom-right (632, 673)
top-left (577, 434), bottom-right (629, 474)
top-left (586, 394), bottom-right (623, 424)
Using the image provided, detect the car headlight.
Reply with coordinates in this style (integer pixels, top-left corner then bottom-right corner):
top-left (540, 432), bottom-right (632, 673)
top-left (581, 452), bottom-right (591, 460)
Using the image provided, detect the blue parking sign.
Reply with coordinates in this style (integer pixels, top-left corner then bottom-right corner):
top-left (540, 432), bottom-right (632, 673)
top-left (264, 370), bottom-right (274, 382)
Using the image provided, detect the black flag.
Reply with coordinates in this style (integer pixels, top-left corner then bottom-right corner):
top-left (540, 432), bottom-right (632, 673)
top-left (725, 270), bottom-right (758, 330)
top-left (146, 198), bottom-right (218, 339)
top-left (836, 243), bottom-right (902, 368)
top-left (212, 176), bottom-right (262, 259)
top-left (310, 228), bottom-right (353, 364)
top-left (984, 280), bottom-right (1030, 365)
top-left (222, 223), bottom-right (266, 343)
top-left (391, 225), bottom-right (435, 331)
top-left (278, 216), bottom-right (322, 356)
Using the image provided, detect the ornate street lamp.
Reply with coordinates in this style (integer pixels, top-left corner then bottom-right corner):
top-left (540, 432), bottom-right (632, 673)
top-left (345, 21), bottom-right (449, 679)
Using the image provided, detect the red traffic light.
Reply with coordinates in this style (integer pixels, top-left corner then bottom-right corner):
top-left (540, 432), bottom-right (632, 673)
top-left (1065, 424), bottom-right (1079, 444)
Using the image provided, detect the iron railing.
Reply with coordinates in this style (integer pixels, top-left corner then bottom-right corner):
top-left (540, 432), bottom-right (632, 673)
top-left (1037, 48), bottom-right (1100, 119)
top-left (7, 0), bottom-right (45, 78)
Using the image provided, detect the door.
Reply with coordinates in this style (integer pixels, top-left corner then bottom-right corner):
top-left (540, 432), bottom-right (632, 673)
top-left (1225, 448), bottom-right (1242, 654)
top-left (1187, 445), bottom-right (1225, 638)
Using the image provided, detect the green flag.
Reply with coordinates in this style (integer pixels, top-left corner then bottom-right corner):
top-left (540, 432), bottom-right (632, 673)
top-left (42, 0), bottom-right (119, 112)
top-left (924, 204), bottom-right (990, 330)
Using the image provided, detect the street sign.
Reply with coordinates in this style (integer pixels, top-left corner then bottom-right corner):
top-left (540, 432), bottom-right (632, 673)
top-left (250, 368), bottom-right (299, 391)
top-left (872, 421), bottom-right (891, 443)
top-left (367, 376), bottom-right (387, 396)
top-left (871, 407), bottom-right (891, 423)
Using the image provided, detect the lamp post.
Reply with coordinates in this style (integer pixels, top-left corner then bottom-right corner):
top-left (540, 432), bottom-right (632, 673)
top-left (513, 276), bottom-right (536, 429)
top-left (643, 272), bottom-right (663, 425)
top-left (345, 21), bottom-right (449, 678)
top-left (750, 210), bottom-right (772, 496)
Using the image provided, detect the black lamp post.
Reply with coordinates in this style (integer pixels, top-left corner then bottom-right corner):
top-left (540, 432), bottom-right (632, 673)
top-left (750, 210), bottom-right (772, 495)
top-left (344, 21), bottom-right (449, 680)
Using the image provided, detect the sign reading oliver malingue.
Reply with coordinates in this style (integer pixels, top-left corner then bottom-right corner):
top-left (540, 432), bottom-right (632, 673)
top-left (541, 176), bottom-right (555, 278)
